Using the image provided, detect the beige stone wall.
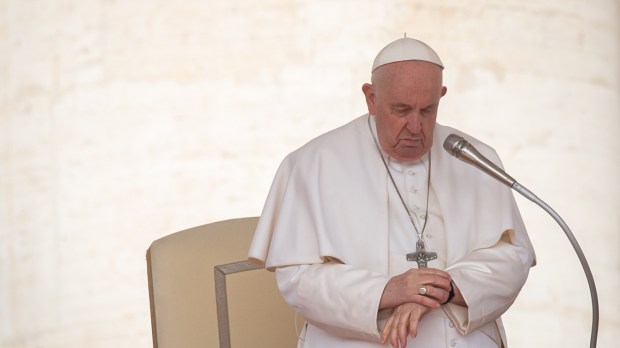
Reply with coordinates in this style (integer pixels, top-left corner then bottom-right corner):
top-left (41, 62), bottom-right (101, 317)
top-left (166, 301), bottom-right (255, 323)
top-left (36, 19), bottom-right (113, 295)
top-left (1, 1), bottom-right (618, 347)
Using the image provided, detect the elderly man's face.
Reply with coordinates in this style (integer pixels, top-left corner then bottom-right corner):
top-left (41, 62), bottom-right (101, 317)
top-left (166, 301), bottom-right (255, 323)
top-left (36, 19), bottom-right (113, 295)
top-left (362, 61), bottom-right (447, 162)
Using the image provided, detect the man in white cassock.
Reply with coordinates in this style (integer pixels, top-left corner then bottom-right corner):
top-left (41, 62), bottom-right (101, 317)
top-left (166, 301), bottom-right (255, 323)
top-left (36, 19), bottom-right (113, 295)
top-left (248, 37), bottom-right (536, 348)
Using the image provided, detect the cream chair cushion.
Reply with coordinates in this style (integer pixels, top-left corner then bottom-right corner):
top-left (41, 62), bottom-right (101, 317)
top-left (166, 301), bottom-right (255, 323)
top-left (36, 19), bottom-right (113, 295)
top-left (147, 217), bottom-right (298, 347)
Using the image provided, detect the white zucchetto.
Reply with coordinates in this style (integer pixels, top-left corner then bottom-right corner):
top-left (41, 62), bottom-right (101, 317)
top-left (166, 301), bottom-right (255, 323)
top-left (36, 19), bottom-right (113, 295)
top-left (371, 36), bottom-right (444, 72)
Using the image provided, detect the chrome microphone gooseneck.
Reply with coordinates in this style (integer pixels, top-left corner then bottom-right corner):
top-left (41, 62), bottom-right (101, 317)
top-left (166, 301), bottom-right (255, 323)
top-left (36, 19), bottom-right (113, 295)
top-left (443, 133), bottom-right (599, 348)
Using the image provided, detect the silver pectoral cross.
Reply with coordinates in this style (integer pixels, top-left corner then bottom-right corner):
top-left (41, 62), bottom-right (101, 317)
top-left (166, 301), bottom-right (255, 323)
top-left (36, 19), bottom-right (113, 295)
top-left (406, 239), bottom-right (437, 268)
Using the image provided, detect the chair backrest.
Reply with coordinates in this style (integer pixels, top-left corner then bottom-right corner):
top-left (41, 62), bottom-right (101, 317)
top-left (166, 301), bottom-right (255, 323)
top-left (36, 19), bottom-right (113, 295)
top-left (146, 217), bottom-right (298, 347)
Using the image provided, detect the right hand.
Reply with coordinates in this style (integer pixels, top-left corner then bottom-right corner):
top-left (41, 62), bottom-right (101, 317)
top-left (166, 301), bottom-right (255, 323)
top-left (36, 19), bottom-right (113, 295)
top-left (379, 268), bottom-right (452, 310)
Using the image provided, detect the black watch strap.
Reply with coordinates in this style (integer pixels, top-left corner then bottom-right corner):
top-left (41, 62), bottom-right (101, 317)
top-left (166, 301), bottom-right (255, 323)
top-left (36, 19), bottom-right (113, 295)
top-left (443, 280), bottom-right (456, 304)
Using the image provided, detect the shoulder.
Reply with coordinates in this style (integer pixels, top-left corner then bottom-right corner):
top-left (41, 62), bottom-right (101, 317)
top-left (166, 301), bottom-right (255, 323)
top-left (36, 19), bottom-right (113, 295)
top-left (286, 114), bottom-right (370, 163)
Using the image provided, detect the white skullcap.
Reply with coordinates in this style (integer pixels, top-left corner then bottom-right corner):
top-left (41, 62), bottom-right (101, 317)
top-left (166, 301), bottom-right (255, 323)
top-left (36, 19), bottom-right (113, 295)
top-left (371, 35), bottom-right (444, 72)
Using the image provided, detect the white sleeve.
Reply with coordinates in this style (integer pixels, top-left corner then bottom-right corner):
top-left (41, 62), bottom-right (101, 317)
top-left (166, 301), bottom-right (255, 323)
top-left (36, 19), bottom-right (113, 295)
top-left (276, 263), bottom-right (390, 342)
top-left (444, 230), bottom-right (535, 335)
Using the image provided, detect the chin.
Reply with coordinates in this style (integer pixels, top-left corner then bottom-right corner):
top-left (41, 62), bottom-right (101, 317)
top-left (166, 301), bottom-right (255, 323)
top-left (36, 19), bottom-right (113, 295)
top-left (394, 149), bottom-right (424, 162)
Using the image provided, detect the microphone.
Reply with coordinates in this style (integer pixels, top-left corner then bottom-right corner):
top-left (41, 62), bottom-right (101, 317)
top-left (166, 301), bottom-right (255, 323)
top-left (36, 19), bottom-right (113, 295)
top-left (442, 133), bottom-right (599, 348)
top-left (442, 133), bottom-right (516, 188)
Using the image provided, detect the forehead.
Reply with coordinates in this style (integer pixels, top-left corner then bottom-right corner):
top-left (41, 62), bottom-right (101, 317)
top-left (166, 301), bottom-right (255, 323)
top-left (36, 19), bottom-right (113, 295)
top-left (373, 61), bottom-right (443, 100)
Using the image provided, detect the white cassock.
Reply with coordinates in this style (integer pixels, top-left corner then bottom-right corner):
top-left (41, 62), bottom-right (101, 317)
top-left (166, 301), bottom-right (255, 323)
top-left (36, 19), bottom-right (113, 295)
top-left (249, 115), bottom-right (536, 348)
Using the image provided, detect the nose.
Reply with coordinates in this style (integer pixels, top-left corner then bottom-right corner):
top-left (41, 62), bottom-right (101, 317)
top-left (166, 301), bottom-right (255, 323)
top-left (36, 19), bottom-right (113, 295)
top-left (405, 112), bottom-right (422, 134)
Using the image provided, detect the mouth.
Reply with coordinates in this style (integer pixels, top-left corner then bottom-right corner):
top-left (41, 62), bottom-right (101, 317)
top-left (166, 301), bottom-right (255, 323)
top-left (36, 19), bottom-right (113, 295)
top-left (398, 138), bottom-right (423, 147)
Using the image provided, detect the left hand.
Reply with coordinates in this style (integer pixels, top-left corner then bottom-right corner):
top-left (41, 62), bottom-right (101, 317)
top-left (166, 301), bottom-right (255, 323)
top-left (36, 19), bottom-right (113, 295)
top-left (380, 302), bottom-right (432, 348)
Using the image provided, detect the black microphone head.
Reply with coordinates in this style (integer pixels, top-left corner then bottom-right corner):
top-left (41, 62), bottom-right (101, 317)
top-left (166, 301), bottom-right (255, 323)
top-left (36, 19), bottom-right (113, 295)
top-left (443, 133), bottom-right (467, 157)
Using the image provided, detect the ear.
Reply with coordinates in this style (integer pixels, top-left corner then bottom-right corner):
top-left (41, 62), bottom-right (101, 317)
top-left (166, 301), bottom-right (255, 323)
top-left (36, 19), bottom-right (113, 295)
top-left (441, 86), bottom-right (448, 97)
top-left (362, 83), bottom-right (376, 115)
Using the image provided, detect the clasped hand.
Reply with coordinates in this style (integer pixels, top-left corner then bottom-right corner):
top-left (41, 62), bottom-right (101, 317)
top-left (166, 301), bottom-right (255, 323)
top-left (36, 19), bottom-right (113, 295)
top-left (379, 268), bottom-right (452, 348)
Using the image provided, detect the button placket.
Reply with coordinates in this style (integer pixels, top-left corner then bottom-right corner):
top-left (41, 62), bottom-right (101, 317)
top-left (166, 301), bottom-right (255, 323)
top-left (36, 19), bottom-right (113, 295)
top-left (446, 319), bottom-right (458, 347)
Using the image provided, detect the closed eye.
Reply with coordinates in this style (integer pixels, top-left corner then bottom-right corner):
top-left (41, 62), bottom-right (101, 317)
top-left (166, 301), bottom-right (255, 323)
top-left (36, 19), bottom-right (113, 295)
top-left (391, 104), bottom-right (412, 116)
top-left (421, 105), bottom-right (438, 116)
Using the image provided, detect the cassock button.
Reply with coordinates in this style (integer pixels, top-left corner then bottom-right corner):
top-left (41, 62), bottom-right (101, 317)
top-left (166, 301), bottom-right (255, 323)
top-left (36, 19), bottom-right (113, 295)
top-left (408, 170), bottom-right (415, 176)
top-left (449, 320), bottom-right (455, 328)
top-left (426, 233), bottom-right (432, 239)
top-left (450, 338), bottom-right (457, 347)
top-left (410, 186), bottom-right (418, 194)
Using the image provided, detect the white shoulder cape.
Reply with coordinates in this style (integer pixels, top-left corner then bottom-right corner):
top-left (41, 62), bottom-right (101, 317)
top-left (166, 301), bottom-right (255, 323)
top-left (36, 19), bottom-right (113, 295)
top-left (249, 114), bottom-right (534, 273)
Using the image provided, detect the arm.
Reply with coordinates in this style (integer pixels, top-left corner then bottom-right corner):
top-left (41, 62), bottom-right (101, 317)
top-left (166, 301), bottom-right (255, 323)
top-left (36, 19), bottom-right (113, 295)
top-left (379, 231), bottom-right (531, 346)
top-left (276, 262), bottom-right (389, 341)
top-left (444, 230), bottom-right (535, 335)
top-left (277, 262), bottom-right (453, 342)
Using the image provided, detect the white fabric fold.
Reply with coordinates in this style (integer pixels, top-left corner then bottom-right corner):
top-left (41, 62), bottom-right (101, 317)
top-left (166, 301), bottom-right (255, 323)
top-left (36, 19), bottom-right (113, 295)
top-left (248, 114), bottom-right (536, 347)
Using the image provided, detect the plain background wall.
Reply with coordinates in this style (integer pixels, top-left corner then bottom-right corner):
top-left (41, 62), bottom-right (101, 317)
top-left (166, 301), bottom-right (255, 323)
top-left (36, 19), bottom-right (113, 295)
top-left (1, 0), bottom-right (618, 347)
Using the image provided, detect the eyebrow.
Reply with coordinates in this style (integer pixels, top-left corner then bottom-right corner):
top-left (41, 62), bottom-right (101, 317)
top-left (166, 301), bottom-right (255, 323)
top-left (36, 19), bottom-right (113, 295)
top-left (422, 103), bottom-right (438, 110)
top-left (390, 102), bottom-right (438, 111)
top-left (391, 103), bottom-right (412, 109)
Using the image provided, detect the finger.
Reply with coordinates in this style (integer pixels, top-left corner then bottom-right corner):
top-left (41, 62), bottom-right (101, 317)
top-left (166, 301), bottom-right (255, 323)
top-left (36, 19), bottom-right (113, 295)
top-left (398, 320), bottom-right (409, 348)
top-left (390, 323), bottom-right (399, 348)
top-left (409, 294), bottom-right (441, 308)
top-left (430, 277), bottom-right (452, 291)
top-left (413, 268), bottom-right (452, 280)
top-left (420, 286), bottom-right (449, 303)
top-left (397, 310), bottom-right (411, 348)
top-left (382, 323), bottom-right (394, 343)
top-left (381, 314), bottom-right (396, 343)
top-left (392, 309), bottom-right (409, 348)
top-left (420, 274), bottom-right (452, 291)
top-left (409, 313), bottom-right (421, 338)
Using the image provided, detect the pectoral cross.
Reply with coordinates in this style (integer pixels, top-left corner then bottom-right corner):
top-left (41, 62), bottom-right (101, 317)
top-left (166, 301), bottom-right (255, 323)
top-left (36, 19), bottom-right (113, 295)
top-left (406, 239), bottom-right (437, 268)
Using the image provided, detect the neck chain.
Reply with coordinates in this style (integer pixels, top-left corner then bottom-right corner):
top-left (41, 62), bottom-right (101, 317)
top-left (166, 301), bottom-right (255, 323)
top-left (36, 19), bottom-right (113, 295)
top-left (367, 115), bottom-right (431, 241)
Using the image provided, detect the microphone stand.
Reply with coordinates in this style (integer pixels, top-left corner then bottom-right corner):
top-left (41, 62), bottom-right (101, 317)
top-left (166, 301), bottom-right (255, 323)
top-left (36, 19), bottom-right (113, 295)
top-left (512, 182), bottom-right (599, 348)
top-left (444, 134), bottom-right (599, 347)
